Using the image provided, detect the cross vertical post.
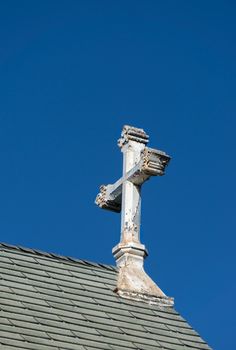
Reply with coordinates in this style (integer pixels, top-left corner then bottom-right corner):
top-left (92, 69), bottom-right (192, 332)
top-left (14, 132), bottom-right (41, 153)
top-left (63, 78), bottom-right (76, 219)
top-left (112, 127), bottom-right (149, 267)
top-left (120, 140), bottom-right (145, 244)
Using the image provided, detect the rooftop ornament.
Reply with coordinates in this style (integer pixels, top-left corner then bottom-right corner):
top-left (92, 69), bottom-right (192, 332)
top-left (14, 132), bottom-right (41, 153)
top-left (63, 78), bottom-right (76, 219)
top-left (95, 125), bottom-right (173, 306)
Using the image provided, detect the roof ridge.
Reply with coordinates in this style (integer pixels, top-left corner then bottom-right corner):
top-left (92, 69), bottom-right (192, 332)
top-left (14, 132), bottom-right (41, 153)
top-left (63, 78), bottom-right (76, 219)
top-left (0, 242), bottom-right (117, 272)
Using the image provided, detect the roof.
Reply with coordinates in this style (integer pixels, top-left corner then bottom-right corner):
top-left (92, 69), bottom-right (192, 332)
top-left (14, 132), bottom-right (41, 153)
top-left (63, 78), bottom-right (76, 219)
top-left (0, 243), bottom-right (211, 350)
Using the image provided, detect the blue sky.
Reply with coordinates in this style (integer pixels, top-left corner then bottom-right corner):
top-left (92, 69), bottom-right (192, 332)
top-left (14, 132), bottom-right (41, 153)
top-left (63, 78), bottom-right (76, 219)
top-left (0, 1), bottom-right (235, 348)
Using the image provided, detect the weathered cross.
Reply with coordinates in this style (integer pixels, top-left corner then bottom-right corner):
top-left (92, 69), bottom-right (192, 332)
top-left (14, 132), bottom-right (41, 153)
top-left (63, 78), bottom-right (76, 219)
top-left (95, 125), bottom-right (172, 303)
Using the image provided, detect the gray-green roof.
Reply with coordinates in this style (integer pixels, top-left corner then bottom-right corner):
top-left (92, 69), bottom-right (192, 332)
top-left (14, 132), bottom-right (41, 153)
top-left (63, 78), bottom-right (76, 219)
top-left (0, 243), bottom-right (211, 350)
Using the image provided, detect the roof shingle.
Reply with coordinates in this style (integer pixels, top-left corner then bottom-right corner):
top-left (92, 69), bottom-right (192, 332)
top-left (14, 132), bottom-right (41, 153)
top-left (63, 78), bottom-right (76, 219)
top-left (0, 243), bottom-right (212, 350)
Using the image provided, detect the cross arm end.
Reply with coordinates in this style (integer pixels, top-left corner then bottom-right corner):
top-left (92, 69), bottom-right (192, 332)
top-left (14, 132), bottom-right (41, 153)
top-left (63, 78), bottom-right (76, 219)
top-left (141, 147), bottom-right (171, 176)
top-left (95, 185), bottom-right (121, 213)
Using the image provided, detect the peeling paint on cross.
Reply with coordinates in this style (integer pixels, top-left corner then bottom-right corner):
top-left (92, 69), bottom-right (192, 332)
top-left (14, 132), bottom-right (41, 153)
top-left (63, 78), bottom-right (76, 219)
top-left (95, 125), bottom-right (173, 305)
top-left (95, 125), bottom-right (170, 254)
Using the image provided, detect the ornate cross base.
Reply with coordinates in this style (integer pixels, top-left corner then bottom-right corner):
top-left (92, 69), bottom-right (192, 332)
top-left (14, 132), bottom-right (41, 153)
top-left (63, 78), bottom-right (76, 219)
top-left (113, 243), bottom-right (174, 305)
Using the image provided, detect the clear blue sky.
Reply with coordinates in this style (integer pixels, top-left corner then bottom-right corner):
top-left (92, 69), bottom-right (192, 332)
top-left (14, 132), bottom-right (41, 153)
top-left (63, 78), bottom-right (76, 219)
top-left (0, 1), bottom-right (235, 349)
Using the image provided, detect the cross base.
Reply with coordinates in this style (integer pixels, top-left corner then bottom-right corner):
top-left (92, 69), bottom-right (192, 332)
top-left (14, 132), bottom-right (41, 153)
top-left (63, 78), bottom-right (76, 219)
top-left (113, 242), bottom-right (168, 301)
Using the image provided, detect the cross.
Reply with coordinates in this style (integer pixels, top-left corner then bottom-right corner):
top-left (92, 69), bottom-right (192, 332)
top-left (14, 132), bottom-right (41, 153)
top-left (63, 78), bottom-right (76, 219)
top-left (95, 125), bottom-right (170, 267)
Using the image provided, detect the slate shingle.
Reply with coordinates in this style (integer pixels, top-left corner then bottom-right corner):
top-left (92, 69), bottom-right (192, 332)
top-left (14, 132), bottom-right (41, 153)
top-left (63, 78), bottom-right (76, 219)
top-left (0, 243), bottom-right (212, 350)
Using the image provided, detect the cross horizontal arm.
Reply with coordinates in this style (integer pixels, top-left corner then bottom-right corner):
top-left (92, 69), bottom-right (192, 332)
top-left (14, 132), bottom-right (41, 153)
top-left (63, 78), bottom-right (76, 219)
top-left (95, 147), bottom-right (170, 212)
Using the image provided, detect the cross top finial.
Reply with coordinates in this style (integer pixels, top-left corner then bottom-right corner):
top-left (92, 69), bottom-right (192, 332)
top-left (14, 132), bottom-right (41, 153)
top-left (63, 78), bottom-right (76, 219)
top-left (95, 125), bottom-right (173, 305)
top-left (118, 125), bottom-right (149, 148)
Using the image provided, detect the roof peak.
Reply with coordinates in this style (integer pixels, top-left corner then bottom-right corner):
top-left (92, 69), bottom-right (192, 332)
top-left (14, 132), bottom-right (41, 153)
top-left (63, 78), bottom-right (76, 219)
top-left (0, 242), bottom-right (116, 272)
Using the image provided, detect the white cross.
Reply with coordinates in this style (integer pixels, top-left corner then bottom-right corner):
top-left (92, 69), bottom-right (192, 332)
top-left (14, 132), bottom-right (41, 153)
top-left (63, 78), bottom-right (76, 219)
top-left (95, 125), bottom-right (170, 264)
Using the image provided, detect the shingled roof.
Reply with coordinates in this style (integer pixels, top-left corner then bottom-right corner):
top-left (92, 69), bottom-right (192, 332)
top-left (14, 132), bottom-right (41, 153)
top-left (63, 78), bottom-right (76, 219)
top-left (0, 243), bottom-right (211, 350)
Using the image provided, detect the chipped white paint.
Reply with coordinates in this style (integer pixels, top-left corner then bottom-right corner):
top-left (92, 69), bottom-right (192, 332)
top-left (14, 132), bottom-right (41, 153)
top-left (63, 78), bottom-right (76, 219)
top-left (95, 125), bottom-right (173, 305)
